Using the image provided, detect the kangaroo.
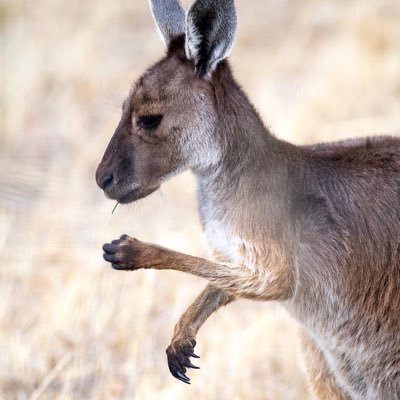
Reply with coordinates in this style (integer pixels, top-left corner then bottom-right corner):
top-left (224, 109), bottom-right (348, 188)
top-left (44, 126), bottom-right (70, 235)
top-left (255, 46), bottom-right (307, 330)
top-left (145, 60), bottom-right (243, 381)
top-left (95, 0), bottom-right (400, 398)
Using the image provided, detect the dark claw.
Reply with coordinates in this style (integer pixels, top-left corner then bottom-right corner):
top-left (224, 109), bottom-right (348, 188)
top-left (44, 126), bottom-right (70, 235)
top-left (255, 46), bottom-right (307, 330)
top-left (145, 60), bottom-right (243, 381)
top-left (176, 371), bottom-right (190, 383)
top-left (189, 350), bottom-right (200, 359)
top-left (185, 361), bottom-right (200, 369)
top-left (167, 339), bottom-right (200, 383)
top-left (178, 377), bottom-right (190, 384)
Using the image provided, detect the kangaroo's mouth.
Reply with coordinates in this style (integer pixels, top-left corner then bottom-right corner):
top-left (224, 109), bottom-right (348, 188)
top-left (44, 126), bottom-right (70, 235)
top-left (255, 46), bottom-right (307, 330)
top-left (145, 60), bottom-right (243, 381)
top-left (117, 185), bottom-right (159, 204)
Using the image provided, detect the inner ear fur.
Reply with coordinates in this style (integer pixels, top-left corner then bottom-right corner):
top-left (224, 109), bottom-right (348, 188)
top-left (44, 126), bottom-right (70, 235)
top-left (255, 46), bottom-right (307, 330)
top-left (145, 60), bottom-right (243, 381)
top-left (185, 0), bottom-right (237, 77)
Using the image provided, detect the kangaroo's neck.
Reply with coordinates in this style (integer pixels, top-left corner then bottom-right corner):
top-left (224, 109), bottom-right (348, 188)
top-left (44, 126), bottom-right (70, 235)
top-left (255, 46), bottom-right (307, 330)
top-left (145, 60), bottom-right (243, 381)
top-left (194, 61), bottom-right (304, 202)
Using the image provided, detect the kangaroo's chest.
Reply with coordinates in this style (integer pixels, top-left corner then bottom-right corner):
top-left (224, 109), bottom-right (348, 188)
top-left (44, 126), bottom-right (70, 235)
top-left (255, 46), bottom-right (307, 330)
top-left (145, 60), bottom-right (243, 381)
top-left (203, 219), bottom-right (238, 262)
top-left (197, 185), bottom-right (247, 263)
top-left (202, 217), bottom-right (262, 272)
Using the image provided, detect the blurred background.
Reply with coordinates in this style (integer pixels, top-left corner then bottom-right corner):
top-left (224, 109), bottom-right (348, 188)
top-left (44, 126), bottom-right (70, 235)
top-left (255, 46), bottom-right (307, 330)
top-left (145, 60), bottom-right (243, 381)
top-left (1, 0), bottom-right (399, 398)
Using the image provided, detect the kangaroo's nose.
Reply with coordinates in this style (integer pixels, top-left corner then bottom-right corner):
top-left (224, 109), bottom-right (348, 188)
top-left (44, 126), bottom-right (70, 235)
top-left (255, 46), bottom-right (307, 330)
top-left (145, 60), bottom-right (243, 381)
top-left (98, 172), bottom-right (114, 191)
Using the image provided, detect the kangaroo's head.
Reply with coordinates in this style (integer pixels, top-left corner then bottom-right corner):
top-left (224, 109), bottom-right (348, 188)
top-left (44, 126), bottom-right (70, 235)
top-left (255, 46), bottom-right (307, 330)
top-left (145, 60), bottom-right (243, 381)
top-left (95, 0), bottom-right (237, 203)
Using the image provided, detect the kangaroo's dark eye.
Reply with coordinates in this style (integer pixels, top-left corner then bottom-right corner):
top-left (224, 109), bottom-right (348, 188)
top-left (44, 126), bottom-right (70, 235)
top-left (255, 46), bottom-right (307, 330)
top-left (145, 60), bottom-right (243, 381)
top-left (136, 115), bottom-right (163, 129)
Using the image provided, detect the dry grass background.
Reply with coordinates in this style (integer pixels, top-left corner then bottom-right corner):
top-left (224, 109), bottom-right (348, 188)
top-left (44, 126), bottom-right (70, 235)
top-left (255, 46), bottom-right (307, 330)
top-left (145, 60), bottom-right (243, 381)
top-left (1, 0), bottom-right (399, 399)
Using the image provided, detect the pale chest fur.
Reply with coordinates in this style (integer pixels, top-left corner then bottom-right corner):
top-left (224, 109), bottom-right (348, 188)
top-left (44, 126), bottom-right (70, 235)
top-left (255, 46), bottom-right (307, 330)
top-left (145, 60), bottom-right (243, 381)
top-left (203, 218), bottom-right (240, 262)
top-left (202, 218), bottom-right (260, 270)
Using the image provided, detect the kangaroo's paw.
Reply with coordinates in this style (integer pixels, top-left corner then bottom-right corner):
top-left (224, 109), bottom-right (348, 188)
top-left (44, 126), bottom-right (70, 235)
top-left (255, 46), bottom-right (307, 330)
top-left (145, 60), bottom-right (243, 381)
top-left (102, 234), bottom-right (159, 270)
top-left (166, 338), bottom-right (200, 384)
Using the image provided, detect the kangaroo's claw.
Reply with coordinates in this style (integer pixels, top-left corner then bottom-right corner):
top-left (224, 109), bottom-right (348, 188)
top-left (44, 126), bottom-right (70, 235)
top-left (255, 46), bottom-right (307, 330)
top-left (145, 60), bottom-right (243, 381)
top-left (166, 337), bottom-right (200, 384)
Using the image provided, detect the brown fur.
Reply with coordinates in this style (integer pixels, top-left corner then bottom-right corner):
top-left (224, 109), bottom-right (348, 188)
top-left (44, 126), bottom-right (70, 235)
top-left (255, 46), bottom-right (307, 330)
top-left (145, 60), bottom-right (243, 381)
top-left (97, 26), bottom-right (400, 400)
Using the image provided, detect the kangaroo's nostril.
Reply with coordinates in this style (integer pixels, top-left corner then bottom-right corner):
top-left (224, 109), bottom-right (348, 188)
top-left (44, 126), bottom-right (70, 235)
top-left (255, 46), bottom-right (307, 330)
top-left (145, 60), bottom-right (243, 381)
top-left (100, 172), bottom-right (113, 191)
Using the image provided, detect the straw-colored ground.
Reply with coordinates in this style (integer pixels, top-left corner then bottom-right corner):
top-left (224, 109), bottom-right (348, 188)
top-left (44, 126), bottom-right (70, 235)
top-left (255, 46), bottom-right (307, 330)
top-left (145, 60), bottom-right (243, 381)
top-left (1, 0), bottom-right (399, 399)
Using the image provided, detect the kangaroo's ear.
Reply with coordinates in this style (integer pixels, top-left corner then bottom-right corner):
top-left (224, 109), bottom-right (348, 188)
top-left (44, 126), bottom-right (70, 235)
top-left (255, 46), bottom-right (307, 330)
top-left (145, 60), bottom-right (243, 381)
top-left (185, 0), bottom-right (237, 77)
top-left (149, 0), bottom-right (186, 46)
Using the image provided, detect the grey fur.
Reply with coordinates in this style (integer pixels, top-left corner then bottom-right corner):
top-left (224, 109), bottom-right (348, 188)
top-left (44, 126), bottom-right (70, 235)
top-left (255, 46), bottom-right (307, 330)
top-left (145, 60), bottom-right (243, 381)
top-left (149, 0), bottom-right (185, 45)
top-left (185, 0), bottom-right (237, 76)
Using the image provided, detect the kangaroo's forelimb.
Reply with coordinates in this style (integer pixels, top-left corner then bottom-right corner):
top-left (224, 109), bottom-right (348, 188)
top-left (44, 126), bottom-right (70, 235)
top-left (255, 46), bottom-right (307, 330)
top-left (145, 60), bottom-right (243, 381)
top-left (165, 284), bottom-right (234, 383)
top-left (102, 234), bottom-right (294, 301)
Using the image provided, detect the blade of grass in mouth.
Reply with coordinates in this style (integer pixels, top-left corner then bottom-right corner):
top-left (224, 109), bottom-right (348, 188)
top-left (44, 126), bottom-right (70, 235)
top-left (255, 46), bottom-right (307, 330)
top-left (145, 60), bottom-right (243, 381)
top-left (104, 202), bottom-right (119, 226)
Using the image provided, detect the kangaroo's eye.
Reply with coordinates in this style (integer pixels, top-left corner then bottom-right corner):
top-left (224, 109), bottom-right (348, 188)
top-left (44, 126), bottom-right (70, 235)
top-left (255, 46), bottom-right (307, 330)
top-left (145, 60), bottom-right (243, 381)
top-left (136, 115), bottom-right (163, 129)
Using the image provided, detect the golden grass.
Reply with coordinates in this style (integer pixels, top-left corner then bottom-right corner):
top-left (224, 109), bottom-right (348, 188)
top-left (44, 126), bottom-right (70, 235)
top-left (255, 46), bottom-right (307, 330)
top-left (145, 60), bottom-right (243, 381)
top-left (1, 0), bottom-right (399, 398)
